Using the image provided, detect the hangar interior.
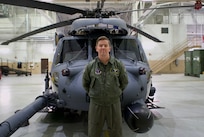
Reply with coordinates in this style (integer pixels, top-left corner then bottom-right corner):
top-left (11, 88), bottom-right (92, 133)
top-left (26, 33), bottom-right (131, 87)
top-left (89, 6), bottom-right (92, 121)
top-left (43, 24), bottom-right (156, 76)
top-left (0, 0), bottom-right (203, 75)
top-left (0, 1), bottom-right (204, 137)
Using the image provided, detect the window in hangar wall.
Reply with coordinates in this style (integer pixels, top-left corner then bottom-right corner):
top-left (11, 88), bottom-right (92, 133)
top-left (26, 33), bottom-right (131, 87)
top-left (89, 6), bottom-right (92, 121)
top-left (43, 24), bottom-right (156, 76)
top-left (187, 24), bottom-right (204, 47)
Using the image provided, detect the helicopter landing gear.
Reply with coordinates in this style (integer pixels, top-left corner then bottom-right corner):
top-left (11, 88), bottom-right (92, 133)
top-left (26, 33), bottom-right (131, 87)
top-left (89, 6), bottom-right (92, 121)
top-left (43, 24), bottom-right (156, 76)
top-left (148, 86), bottom-right (156, 102)
top-left (146, 86), bottom-right (164, 109)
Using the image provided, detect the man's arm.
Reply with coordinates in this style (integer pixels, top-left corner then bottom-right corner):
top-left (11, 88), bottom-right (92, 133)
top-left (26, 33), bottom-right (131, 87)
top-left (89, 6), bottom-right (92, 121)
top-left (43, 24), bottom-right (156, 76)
top-left (82, 65), bottom-right (91, 93)
top-left (118, 62), bottom-right (128, 91)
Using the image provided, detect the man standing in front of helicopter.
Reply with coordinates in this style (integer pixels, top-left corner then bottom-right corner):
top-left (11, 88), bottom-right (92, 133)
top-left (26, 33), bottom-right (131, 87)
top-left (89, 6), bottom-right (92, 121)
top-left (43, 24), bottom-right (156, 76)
top-left (82, 36), bottom-right (128, 137)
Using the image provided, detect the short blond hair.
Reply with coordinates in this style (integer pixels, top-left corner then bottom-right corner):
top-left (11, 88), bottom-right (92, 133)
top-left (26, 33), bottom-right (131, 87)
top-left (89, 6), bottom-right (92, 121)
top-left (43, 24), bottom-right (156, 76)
top-left (96, 36), bottom-right (110, 46)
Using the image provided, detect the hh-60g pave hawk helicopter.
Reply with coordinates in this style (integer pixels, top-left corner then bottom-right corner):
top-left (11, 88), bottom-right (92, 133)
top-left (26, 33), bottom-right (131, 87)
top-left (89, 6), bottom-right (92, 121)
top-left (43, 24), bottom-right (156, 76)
top-left (0, 0), bottom-right (178, 136)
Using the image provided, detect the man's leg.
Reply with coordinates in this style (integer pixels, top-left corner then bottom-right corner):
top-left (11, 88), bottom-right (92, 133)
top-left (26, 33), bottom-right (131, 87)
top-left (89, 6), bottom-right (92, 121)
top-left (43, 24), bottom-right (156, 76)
top-left (88, 102), bottom-right (105, 137)
top-left (106, 100), bottom-right (123, 137)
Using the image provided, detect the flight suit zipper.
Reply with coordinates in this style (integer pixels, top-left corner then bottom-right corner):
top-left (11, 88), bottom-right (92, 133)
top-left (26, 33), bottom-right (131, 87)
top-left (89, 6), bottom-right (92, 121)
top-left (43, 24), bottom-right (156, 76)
top-left (103, 65), bottom-right (106, 85)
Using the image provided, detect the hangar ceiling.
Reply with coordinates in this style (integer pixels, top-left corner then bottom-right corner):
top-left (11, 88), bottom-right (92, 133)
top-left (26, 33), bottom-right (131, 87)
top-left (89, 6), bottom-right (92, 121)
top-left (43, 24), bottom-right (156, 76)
top-left (0, 0), bottom-right (202, 42)
top-left (39, 0), bottom-right (199, 2)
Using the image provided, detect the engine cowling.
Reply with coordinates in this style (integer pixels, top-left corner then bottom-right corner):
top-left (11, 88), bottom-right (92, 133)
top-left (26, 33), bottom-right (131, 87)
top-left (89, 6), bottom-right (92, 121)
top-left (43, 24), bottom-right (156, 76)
top-left (124, 102), bottom-right (154, 133)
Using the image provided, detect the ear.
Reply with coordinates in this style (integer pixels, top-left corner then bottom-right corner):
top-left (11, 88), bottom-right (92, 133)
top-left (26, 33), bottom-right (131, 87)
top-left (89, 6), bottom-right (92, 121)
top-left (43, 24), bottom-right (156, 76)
top-left (109, 46), bottom-right (111, 52)
top-left (95, 45), bottom-right (98, 52)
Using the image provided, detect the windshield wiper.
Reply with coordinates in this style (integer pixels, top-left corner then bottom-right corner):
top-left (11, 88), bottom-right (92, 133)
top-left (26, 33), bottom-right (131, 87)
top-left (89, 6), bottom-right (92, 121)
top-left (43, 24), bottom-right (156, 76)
top-left (68, 46), bottom-right (87, 62)
top-left (114, 46), bottom-right (135, 62)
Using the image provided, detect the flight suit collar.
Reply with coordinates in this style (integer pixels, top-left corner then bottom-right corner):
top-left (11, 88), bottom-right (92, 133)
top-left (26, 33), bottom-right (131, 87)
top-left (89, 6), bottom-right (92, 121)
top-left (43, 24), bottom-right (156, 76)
top-left (95, 56), bottom-right (114, 65)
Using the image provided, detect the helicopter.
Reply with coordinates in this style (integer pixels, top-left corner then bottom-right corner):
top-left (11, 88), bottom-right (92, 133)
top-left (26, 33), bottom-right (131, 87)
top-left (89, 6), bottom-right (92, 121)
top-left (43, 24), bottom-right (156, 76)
top-left (0, 0), bottom-right (185, 136)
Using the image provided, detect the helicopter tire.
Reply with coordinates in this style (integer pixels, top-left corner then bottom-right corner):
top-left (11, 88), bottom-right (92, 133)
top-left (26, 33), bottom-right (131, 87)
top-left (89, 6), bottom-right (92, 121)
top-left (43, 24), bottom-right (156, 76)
top-left (124, 102), bottom-right (154, 133)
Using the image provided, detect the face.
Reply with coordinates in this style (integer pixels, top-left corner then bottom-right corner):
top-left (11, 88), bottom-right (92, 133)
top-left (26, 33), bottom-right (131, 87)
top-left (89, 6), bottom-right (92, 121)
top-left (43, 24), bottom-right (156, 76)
top-left (95, 39), bottom-right (111, 57)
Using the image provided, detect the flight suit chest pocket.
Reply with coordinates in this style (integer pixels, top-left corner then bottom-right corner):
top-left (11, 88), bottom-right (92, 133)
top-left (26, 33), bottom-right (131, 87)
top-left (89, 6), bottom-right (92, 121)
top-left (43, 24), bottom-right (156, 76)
top-left (89, 68), bottom-right (99, 88)
top-left (106, 72), bottom-right (120, 87)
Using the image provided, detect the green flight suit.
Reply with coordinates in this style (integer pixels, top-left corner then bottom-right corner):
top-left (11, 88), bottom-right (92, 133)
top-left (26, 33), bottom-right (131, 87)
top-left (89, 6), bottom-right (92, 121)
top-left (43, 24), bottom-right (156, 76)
top-left (83, 56), bottom-right (128, 137)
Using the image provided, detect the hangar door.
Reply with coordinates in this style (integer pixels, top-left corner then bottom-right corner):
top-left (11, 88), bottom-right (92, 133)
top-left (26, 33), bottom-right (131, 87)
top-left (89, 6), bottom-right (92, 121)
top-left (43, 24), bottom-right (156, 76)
top-left (41, 58), bottom-right (48, 73)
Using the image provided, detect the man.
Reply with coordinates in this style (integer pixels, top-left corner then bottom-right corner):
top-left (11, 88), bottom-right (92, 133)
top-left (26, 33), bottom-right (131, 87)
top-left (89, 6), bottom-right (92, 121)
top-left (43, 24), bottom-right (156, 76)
top-left (82, 36), bottom-right (128, 137)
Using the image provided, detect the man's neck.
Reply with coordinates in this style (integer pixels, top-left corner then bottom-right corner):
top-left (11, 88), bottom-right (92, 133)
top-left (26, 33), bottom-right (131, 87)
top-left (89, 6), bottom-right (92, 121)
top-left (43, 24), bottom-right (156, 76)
top-left (98, 55), bottom-right (110, 65)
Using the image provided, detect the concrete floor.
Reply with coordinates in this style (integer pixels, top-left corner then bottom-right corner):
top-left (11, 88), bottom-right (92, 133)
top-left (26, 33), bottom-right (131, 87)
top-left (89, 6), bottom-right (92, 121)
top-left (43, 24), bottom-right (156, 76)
top-left (0, 74), bottom-right (204, 137)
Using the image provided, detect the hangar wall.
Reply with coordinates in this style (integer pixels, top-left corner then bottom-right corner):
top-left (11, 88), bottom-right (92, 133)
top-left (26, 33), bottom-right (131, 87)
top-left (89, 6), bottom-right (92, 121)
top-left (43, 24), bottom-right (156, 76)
top-left (134, 3), bottom-right (204, 74)
top-left (0, 2), bottom-right (203, 74)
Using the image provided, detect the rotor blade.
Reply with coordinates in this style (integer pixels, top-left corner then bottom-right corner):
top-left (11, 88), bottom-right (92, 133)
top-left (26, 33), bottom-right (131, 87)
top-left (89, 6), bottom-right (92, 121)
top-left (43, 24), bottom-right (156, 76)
top-left (0, 0), bottom-right (86, 15)
top-left (116, 5), bottom-right (203, 14)
top-left (127, 24), bottom-right (163, 43)
top-left (1, 17), bottom-right (80, 45)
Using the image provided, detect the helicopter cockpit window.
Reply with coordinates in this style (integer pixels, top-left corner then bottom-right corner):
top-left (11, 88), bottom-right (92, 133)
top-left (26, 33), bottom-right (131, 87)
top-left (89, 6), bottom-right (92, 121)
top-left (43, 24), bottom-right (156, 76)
top-left (91, 39), bottom-right (97, 58)
top-left (113, 39), bottom-right (142, 61)
top-left (61, 39), bottom-right (88, 62)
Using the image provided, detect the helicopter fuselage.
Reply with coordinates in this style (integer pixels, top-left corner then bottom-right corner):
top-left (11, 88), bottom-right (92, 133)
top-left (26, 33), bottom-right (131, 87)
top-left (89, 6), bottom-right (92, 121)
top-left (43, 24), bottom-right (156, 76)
top-left (50, 35), bottom-right (152, 111)
top-left (49, 18), bottom-right (155, 133)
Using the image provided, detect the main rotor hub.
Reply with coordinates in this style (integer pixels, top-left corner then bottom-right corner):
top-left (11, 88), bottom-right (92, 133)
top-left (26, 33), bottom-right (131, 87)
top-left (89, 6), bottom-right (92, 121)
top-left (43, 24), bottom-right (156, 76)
top-left (69, 18), bottom-right (128, 36)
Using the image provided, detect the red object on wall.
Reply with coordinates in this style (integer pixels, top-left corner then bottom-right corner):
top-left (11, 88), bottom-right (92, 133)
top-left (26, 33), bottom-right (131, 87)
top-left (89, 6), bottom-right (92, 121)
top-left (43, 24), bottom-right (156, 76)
top-left (0, 69), bottom-right (2, 80)
top-left (195, 0), bottom-right (202, 10)
top-left (203, 35), bottom-right (204, 43)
